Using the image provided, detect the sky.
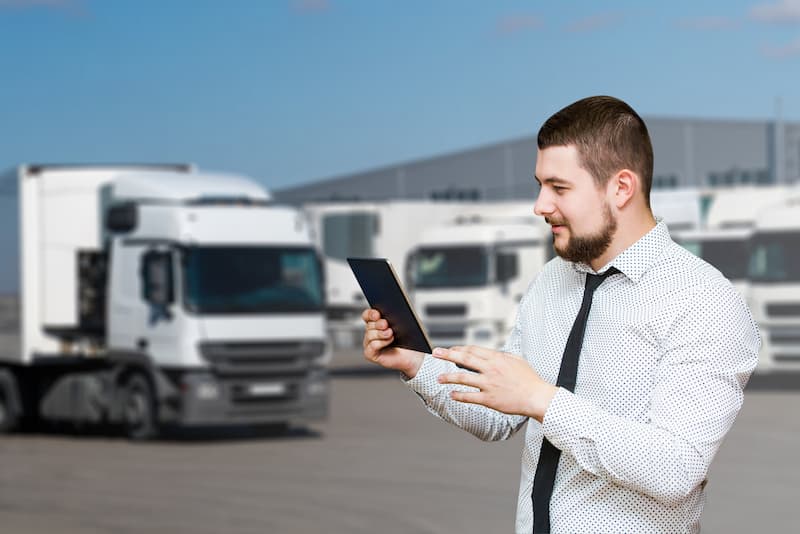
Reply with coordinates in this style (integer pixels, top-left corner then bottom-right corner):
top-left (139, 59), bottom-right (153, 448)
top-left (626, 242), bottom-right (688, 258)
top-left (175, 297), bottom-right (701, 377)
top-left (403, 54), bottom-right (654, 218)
top-left (1, 0), bottom-right (800, 191)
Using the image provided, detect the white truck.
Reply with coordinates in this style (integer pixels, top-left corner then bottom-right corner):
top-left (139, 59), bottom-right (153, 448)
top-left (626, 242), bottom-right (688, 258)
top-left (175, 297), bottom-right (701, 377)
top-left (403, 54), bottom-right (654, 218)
top-left (746, 198), bottom-right (800, 373)
top-left (408, 203), bottom-right (550, 349)
top-left (302, 201), bottom-right (469, 348)
top-left (674, 186), bottom-right (799, 297)
top-left (0, 164), bottom-right (329, 439)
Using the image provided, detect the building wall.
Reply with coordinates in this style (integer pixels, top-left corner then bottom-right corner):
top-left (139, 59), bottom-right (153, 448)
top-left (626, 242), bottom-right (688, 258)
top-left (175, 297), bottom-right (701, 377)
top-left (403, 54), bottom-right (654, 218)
top-left (276, 117), bottom-right (800, 204)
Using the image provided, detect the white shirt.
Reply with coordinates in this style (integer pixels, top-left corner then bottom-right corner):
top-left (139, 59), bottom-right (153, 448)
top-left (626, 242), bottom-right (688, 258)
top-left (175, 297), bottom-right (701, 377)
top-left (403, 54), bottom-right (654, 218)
top-left (405, 220), bottom-right (760, 534)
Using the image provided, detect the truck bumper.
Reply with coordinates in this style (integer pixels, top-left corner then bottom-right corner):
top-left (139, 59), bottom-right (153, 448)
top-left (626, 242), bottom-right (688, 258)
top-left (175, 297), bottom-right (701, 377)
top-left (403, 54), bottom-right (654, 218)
top-left (172, 368), bottom-right (329, 426)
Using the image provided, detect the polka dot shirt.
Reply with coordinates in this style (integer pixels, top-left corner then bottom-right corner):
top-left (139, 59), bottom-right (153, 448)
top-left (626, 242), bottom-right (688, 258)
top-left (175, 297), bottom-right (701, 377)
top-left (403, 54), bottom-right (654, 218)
top-left (405, 219), bottom-right (761, 534)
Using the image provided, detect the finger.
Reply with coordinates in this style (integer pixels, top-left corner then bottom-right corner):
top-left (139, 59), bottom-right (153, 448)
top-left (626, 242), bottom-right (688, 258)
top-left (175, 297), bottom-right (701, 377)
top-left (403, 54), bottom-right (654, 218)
top-left (363, 328), bottom-right (393, 348)
top-left (366, 319), bottom-right (389, 331)
top-left (432, 347), bottom-right (483, 371)
top-left (362, 308), bottom-right (381, 323)
top-left (457, 345), bottom-right (497, 359)
top-left (438, 372), bottom-right (484, 389)
top-left (449, 390), bottom-right (486, 405)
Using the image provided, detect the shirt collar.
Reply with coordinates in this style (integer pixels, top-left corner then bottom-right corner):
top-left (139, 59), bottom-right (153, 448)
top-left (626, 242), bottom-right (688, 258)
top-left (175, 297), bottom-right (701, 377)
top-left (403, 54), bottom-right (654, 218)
top-left (571, 217), bottom-right (671, 283)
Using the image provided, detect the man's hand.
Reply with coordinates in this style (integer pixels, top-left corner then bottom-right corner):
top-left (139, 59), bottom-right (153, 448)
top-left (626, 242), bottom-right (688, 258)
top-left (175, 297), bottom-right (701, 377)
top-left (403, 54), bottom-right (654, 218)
top-left (362, 308), bottom-right (425, 378)
top-left (433, 345), bottom-right (558, 422)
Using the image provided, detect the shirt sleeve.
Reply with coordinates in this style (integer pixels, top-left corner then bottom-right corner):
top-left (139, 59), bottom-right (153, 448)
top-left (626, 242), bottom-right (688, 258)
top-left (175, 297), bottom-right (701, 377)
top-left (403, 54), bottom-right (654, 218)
top-left (541, 281), bottom-right (760, 507)
top-left (403, 315), bottom-right (528, 442)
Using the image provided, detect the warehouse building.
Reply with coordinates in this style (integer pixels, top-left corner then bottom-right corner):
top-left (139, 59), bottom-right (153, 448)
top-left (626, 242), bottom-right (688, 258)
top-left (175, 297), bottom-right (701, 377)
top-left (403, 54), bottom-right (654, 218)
top-left (276, 116), bottom-right (800, 204)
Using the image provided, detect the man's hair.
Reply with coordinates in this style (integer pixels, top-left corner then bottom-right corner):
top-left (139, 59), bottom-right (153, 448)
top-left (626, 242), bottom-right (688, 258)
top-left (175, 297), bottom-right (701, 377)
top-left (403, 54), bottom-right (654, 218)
top-left (537, 95), bottom-right (654, 206)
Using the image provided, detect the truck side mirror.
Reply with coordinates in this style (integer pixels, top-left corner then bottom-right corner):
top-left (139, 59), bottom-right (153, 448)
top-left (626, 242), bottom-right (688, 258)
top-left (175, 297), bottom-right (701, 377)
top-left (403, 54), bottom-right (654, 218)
top-left (496, 252), bottom-right (518, 284)
top-left (141, 251), bottom-right (174, 306)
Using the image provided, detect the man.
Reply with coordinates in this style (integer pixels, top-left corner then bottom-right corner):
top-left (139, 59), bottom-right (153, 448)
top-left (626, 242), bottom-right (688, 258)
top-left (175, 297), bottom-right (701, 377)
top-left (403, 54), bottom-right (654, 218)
top-left (361, 95), bottom-right (760, 533)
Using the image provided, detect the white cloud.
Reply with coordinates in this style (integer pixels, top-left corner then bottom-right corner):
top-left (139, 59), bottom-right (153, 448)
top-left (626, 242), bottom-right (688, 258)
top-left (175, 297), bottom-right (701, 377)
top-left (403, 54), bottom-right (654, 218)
top-left (0, 0), bottom-right (72, 7)
top-left (494, 14), bottom-right (543, 36)
top-left (750, 0), bottom-right (800, 24)
top-left (677, 16), bottom-right (741, 30)
top-left (291, 0), bottom-right (330, 14)
top-left (761, 36), bottom-right (800, 57)
top-left (565, 13), bottom-right (624, 33)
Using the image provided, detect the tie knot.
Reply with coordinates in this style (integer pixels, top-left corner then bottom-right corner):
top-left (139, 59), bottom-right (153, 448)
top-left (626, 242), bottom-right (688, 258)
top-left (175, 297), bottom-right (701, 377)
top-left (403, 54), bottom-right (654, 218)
top-left (585, 267), bottom-right (620, 293)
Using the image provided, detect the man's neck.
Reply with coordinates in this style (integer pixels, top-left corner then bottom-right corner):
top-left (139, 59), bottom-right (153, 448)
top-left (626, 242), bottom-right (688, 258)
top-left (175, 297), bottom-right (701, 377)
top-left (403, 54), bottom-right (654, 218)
top-left (589, 213), bottom-right (657, 271)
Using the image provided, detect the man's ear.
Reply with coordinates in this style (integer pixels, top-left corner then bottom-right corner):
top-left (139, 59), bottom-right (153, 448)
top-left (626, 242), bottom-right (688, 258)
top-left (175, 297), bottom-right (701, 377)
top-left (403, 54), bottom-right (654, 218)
top-left (610, 169), bottom-right (637, 209)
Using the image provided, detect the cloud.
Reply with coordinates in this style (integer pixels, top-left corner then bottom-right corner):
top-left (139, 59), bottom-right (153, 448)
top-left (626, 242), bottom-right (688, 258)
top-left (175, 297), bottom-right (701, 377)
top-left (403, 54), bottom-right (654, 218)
top-left (750, 0), bottom-right (800, 24)
top-left (677, 16), bottom-right (742, 30)
top-left (0, 0), bottom-right (73, 7)
top-left (761, 36), bottom-right (800, 57)
top-left (495, 14), bottom-right (543, 36)
top-left (291, 0), bottom-right (330, 14)
top-left (565, 12), bottom-right (624, 33)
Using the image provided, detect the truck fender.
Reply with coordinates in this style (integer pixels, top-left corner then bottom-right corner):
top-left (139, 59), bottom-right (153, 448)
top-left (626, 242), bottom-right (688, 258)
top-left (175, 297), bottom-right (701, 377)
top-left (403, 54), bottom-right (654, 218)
top-left (0, 368), bottom-right (23, 420)
top-left (107, 351), bottom-right (179, 422)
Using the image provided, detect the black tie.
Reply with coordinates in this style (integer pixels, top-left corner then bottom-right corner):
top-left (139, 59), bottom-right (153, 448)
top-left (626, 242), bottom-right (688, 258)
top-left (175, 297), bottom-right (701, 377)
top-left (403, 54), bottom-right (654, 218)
top-left (532, 267), bottom-right (619, 534)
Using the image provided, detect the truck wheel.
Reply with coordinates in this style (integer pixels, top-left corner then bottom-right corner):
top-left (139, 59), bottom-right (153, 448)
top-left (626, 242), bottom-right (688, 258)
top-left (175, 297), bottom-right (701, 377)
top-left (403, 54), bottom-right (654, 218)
top-left (0, 387), bottom-right (19, 433)
top-left (122, 374), bottom-right (159, 440)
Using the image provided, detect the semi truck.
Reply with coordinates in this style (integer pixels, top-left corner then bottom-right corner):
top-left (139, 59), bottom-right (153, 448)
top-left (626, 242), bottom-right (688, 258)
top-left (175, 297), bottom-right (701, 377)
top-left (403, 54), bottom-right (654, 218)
top-left (408, 203), bottom-right (550, 349)
top-left (674, 186), bottom-right (800, 298)
top-left (747, 197), bottom-right (800, 373)
top-left (302, 201), bottom-right (469, 348)
top-left (0, 164), bottom-right (329, 439)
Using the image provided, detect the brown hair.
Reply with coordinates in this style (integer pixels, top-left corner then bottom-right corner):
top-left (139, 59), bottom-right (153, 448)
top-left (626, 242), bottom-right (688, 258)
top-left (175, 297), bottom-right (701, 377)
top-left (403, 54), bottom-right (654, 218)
top-left (537, 96), bottom-right (653, 206)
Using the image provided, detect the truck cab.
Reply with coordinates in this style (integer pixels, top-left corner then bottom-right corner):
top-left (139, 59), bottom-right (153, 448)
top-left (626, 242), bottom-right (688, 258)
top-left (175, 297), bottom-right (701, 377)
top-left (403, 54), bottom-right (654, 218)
top-left (747, 200), bottom-right (800, 373)
top-left (408, 204), bottom-right (549, 349)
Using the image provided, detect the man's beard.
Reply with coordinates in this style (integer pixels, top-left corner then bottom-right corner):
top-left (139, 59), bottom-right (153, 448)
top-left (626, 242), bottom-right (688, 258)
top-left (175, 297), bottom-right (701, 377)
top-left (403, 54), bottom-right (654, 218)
top-left (549, 203), bottom-right (617, 265)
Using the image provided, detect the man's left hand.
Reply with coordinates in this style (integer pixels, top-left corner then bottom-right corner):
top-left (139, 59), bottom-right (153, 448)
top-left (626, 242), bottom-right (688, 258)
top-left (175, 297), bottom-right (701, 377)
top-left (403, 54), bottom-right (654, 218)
top-left (433, 346), bottom-right (558, 422)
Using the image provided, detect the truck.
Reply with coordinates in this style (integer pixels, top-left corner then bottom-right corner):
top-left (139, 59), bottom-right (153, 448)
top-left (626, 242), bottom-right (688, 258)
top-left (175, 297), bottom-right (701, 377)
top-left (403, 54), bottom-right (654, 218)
top-left (746, 197), bottom-right (800, 373)
top-left (408, 203), bottom-right (550, 349)
top-left (674, 186), bottom-right (800, 298)
top-left (302, 201), bottom-right (470, 348)
top-left (0, 164), bottom-right (329, 439)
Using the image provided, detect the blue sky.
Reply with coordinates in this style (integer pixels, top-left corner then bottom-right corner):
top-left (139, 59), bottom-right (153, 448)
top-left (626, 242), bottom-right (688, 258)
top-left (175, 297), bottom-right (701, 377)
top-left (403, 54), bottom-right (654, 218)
top-left (1, 0), bottom-right (799, 191)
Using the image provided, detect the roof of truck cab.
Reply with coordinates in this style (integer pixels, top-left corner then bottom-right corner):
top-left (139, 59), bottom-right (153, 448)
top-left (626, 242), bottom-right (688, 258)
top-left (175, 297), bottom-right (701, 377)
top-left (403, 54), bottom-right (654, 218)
top-left (417, 220), bottom-right (547, 247)
top-left (113, 171), bottom-right (270, 202)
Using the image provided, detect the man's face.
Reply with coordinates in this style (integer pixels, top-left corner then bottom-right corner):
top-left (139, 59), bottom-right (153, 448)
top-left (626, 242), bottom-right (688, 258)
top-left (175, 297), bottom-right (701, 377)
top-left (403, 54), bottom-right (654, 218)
top-left (534, 145), bottom-right (617, 265)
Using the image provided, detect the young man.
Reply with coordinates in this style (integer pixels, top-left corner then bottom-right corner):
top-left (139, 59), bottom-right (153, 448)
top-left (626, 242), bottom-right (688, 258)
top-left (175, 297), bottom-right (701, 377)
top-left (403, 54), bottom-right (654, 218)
top-left (361, 96), bottom-right (760, 534)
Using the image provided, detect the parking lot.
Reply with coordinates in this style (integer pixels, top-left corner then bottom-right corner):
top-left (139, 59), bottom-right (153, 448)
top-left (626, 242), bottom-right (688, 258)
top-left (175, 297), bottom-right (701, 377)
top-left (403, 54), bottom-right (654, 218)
top-left (0, 349), bottom-right (798, 533)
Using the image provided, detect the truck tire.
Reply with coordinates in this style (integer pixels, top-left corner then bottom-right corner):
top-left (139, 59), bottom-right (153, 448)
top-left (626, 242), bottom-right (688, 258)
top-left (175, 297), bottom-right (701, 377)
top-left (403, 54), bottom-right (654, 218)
top-left (0, 386), bottom-right (19, 433)
top-left (122, 373), bottom-right (159, 440)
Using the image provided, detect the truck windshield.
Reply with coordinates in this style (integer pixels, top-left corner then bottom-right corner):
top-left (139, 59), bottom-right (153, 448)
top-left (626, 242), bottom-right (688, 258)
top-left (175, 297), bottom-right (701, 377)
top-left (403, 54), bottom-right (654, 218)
top-left (679, 238), bottom-right (749, 281)
top-left (182, 247), bottom-right (323, 314)
top-left (748, 232), bottom-right (800, 283)
top-left (413, 247), bottom-right (489, 288)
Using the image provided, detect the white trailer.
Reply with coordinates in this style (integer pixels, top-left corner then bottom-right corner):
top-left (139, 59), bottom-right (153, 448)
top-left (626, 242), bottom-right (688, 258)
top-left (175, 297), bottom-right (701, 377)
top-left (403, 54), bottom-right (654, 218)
top-left (302, 201), bottom-right (470, 348)
top-left (0, 164), bottom-right (329, 439)
top-left (408, 203), bottom-right (549, 349)
top-left (747, 198), bottom-right (800, 373)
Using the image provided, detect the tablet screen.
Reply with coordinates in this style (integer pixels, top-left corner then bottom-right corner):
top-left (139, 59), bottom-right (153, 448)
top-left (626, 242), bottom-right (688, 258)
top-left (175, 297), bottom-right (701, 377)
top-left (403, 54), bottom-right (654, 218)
top-left (347, 257), bottom-right (432, 354)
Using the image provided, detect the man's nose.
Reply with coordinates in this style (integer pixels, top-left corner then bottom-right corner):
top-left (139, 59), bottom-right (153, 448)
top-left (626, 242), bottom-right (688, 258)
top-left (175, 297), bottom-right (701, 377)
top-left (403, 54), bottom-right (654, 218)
top-left (534, 190), bottom-right (554, 217)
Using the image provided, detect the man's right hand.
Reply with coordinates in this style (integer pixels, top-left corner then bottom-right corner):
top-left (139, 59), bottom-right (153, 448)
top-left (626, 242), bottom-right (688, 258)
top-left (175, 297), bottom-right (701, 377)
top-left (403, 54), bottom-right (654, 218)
top-left (362, 308), bottom-right (425, 379)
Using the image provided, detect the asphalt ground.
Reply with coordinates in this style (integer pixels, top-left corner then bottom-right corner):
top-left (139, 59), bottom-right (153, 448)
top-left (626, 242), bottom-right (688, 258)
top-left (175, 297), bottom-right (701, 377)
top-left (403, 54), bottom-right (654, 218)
top-left (0, 348), bottom-right (798, 533)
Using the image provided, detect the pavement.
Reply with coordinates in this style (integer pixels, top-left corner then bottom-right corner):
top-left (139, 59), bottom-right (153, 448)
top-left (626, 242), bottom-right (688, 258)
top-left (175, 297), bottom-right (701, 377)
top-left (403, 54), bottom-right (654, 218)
top-left (1, 347), bottom-right (799, 533)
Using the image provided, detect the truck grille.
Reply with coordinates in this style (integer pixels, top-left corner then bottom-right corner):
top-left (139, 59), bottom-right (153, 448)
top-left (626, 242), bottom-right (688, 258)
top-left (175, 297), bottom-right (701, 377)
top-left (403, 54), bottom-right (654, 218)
top-left (428, 325), bottom-right (466, 339)
top-left (770, 329), bottom-right (800, 345)
top-left (425, 304), bottom-right (467, 317)
top-left (199, 340), bottom-right (325, 377)
top-left (766, 303), bottom-right (800, 317)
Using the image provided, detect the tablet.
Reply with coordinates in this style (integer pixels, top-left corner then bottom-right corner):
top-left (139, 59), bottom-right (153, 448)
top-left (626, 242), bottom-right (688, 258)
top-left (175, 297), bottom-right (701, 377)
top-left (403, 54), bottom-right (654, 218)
top-left (347, 257), bottom-right (432, 354)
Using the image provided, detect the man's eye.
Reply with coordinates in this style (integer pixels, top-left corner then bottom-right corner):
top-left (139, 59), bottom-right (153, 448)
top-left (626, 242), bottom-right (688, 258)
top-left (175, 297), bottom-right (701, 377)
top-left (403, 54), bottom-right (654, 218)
top-left (553, 186), bottom-right (567, 193)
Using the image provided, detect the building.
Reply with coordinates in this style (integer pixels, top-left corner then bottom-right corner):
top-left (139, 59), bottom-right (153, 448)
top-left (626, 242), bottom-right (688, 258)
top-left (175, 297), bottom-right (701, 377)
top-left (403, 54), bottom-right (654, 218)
top-left (275, 116), bottom-right (800, 204)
